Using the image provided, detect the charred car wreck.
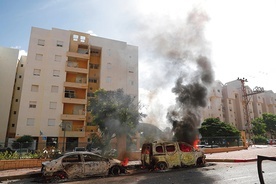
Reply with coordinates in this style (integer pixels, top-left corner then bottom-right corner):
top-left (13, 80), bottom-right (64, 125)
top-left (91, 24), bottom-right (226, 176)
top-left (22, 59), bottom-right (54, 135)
top-left (41, 152), bottom-right (124, 181)
top-left (141, 141), bottom-right (205, 170)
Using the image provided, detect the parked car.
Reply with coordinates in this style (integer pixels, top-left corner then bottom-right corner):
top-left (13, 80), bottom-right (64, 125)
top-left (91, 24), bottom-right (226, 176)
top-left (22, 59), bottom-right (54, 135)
top-left (141, 141), bottom-right (206, 170)
top-left (41, 152), bottom-right (123, 181)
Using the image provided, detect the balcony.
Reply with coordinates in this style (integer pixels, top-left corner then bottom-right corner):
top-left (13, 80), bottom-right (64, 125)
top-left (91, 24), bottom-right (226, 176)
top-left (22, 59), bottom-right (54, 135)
top-left (65, 62), bottom-right (88, 74)
top-left (62, 97), bottom-right (86, 104)
top-left (64, 81), bottom-right (87, 89)
top-left (61, 114), bottom-right (86, 121)
top-left (67, 51), bottom-right (89, 59)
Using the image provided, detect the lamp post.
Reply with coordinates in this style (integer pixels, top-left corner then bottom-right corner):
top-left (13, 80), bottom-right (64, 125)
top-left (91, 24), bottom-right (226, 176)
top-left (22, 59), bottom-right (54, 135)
top-left (60, 122), bottom-right (70, 153)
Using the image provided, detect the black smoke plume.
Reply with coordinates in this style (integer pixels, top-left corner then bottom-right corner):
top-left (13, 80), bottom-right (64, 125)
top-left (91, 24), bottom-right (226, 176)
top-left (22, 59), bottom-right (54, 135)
top-left (166, 10), bottom-right (214, 145)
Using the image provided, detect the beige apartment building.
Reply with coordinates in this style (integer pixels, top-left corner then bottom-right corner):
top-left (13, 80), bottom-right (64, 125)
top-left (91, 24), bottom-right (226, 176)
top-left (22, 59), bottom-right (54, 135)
top-left (6, 27), bottom-right (138, 151)
top-left (0, 47), bottom-right (19, 146)
top-left (203, 80), bottom-right (276, 131)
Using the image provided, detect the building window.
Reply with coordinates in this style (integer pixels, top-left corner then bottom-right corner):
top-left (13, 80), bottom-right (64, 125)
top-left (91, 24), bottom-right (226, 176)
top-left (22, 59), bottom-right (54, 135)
top-left (29, 101), bottom-right (37, 108)
top-left (89, 78), bottom-right (98, 83)
top-left (129, 80), bottom-right (134, 86)
top-left (229, 100), bottom-right (231, 104)
top-left (13, 111), bottom-right (16, 115)
top-left (73, 34), bottom-right (79, 41)
top-left (51, 85), bottom-right (58, 93)
top-left (21, 64), bottom-right (23, 67)
top-left (49, 102), bottom-right (57, 109)
top-left (15, 99), bottom-right (18, 102)
top-left (65, 90), bottom-right (75, 98)
top-left (53, 70), bottom-right (60, 77)
top-left (107, 63), bottom-right (112, 69)
top-left (12, 124), bottom-right (15, 127)
top-left (80, 36), bottom-right (86, 43)
top-left (38, 39), bottom-right (45, 46)
top-left (27, 118), bottom-right (35, 126)
top-left (31, 85), bottom-right (39, 92)
top-left (48, 119), bottom-right (55, 126)
top-left (56, 41), bottom-right (63, 47)
top-left (17, 87), bottom-right (20, 90)
top-left (106, 76), bottom-right (111, 83)
top-left (33, 69), bottom-right (41, 76)
top-left (55, 55), bottom-right (62, 62)
top-left (19, 75), bottom-right (22, 78)
top-left (128, 67), bottom-right (134, 73)
top-left (89, 63), bottom-right (99, 69)
top-left (35, 54), bottom-right (43, 61)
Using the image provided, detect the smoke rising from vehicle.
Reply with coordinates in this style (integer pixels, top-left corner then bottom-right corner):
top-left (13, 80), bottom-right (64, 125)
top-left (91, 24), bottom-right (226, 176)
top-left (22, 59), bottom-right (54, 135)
top-left (137, 9), bottom-right (214, 144)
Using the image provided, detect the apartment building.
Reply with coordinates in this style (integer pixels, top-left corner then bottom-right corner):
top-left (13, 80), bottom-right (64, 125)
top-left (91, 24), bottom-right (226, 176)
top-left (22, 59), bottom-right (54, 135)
top-left (0, 47), bottom-right (19, 145)
top-left (203, 80), bottom-right (276, 131)
top-left (7, 27), bottom-right (138, 150)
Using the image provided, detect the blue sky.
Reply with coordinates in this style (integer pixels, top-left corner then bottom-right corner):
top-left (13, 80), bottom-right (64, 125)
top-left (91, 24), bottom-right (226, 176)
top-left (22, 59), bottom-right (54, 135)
top-left (1, 0), bottom-right (276, 127)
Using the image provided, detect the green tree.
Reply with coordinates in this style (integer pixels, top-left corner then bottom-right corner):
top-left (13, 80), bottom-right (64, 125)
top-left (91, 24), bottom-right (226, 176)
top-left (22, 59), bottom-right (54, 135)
top-left (89, 89), bottom-right (145, 150)
top-left (251, 117), bottom-right (266, 136)
top-left (199, 118), bottom-right (240, 137)
top-left (12, 135), bottom-right (34, 149)
top-left (262, 113), bottom-right (276, 138)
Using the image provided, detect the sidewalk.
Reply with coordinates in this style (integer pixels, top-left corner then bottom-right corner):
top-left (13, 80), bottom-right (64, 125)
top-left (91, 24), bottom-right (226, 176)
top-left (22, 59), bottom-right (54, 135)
top-left (0, 145), bottom-right (275, 182)
top-left (205, 145), bottom-right (276, 162)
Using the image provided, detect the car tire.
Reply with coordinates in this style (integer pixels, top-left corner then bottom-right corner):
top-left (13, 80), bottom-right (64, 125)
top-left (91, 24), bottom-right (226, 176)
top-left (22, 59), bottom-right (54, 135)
top-left (156, 162), bottom-right (167, 170)
top-left (110, 165), bottom-right (121, 176)
top-left (52, 171), bottom-right (68, 182)
top-left (196, 157), bottom-right (205, 166)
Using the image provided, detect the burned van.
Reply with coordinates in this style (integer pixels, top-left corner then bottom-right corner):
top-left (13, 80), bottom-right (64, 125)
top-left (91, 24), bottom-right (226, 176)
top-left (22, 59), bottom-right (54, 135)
top-left (141, 141), bottom-right (205, 170)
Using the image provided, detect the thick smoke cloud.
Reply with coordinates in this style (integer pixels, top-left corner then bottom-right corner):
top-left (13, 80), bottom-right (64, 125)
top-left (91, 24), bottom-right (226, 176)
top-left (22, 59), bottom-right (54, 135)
top-left (137, 8), bottom-right (214, 141)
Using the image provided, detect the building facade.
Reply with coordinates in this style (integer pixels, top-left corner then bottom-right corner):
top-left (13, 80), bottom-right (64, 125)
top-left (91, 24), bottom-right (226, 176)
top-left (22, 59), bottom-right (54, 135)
top-left (6, 27), bottom-right (138, 151)
top-left (203, 80), bottom-right (276, 131)
top-left (0, 47), bottom-right (19, 145)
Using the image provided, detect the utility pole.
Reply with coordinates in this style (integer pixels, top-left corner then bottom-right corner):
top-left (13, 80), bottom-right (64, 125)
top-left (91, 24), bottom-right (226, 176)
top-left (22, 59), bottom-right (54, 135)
top-left (237, 77), bottom-right (264, 145)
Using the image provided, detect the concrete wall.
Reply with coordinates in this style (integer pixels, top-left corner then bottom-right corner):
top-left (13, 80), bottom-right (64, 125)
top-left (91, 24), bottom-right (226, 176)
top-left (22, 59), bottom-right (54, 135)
top-left (0, 47), bottom-right (19, 144)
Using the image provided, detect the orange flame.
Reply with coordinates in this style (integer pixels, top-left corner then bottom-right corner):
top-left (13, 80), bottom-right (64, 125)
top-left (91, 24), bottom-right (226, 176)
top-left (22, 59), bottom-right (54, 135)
top-left (121, 157), bottom-right (129, 167)
top-left (193, 139), bottom-right (199, 149)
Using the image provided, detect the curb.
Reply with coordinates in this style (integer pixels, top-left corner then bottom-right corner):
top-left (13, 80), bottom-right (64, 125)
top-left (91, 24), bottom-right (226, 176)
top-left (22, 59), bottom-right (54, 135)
top-left (206, 158), bottom-right (257, 163)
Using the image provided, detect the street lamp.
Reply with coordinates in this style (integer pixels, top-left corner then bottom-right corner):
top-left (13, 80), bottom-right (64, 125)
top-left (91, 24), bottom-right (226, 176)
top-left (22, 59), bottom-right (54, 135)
top-left (60, 122), bottom-right (71, 153)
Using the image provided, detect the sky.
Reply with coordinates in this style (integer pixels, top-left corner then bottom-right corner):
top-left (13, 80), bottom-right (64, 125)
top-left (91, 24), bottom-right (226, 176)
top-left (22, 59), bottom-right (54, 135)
top-left (1, 0), bottom-right (276, 129)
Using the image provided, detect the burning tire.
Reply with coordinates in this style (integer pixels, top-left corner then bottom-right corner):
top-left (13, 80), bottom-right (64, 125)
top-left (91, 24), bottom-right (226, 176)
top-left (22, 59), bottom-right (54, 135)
top-left (109, 165), bottom-right (121, 176)
top-left (51, 171), bottom-right (68, 182)
top-left (196, 157), bottom-right (205, 166)
top-left (156, 162), bottom-right (167, 170)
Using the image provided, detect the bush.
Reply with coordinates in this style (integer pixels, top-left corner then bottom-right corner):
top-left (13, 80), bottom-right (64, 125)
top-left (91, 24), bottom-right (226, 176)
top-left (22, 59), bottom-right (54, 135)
top-left (253, 135), bottom-right (267, 144)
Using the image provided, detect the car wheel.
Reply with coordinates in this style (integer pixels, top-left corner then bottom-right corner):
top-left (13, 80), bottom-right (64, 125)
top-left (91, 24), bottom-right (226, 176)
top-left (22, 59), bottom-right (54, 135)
top-left (52, 171), bottom-right (68, 182)
top-left (110, 165), bottom-right (121, 176)
top-left (196, 157), bottom-right (205, 166)
top-left (156, 162), bottom-right (167, 170)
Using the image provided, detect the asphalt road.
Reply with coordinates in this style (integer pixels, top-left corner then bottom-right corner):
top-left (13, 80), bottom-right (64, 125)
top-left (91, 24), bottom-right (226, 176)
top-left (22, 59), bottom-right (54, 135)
top-left (2, 162), bottom-right (276, 184)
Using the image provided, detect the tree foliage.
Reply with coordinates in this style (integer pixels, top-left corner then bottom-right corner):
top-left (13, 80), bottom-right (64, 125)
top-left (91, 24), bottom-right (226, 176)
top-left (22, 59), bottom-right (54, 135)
top-left (12, 135), bottom-right (34, 149)
top-left (89, 89), bottom-right (144, 148)
top-left (251, 117), bottom-right (266, 136)
top-left (262, 113), bottom-right (276, 137)
top-left (199, 118), bottom-right (240, 137)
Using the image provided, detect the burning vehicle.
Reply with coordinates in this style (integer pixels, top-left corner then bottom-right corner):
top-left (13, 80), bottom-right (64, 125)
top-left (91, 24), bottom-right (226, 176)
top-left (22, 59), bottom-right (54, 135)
top-left (41, 151), bottom-right (123, 181)
top-left (141, 141), bottom-right (205, 170)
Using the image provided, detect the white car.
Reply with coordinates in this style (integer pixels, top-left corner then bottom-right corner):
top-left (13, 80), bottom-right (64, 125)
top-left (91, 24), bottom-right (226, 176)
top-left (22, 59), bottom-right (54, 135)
top-left (41, 151), bottom-right (123, 181)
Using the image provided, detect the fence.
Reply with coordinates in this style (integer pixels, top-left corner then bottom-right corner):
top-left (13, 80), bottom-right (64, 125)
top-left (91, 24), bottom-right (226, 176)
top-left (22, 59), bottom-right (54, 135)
top-left (200, 136), bottom-right (244, 147)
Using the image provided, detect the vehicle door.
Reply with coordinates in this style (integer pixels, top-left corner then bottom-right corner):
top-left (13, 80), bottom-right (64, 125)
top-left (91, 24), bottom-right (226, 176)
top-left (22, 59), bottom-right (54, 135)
top-left (141, 144), bottom-right (152, 166)
top-left (178, 142), bottom-right (197, 165)
top-left (165, 143), bottom-right (181, 168)
top-left (83, 153), bottom-right (109, 176)
top-left (61, 154), bottom-right (84, 178)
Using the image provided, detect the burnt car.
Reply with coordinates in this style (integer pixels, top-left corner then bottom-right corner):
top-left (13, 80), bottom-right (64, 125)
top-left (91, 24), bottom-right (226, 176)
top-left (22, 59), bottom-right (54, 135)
top-left (41, 151), bottom-right (123, 181)
top-left (141, 141), bottom-right (205, 170)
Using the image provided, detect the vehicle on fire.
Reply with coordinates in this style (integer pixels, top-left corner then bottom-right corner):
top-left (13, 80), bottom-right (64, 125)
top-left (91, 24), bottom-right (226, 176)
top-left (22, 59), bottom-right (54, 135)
top-left (41, 151), bottom-right (124, 181)
top-left (141, 141), bottom-right (206, 170)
